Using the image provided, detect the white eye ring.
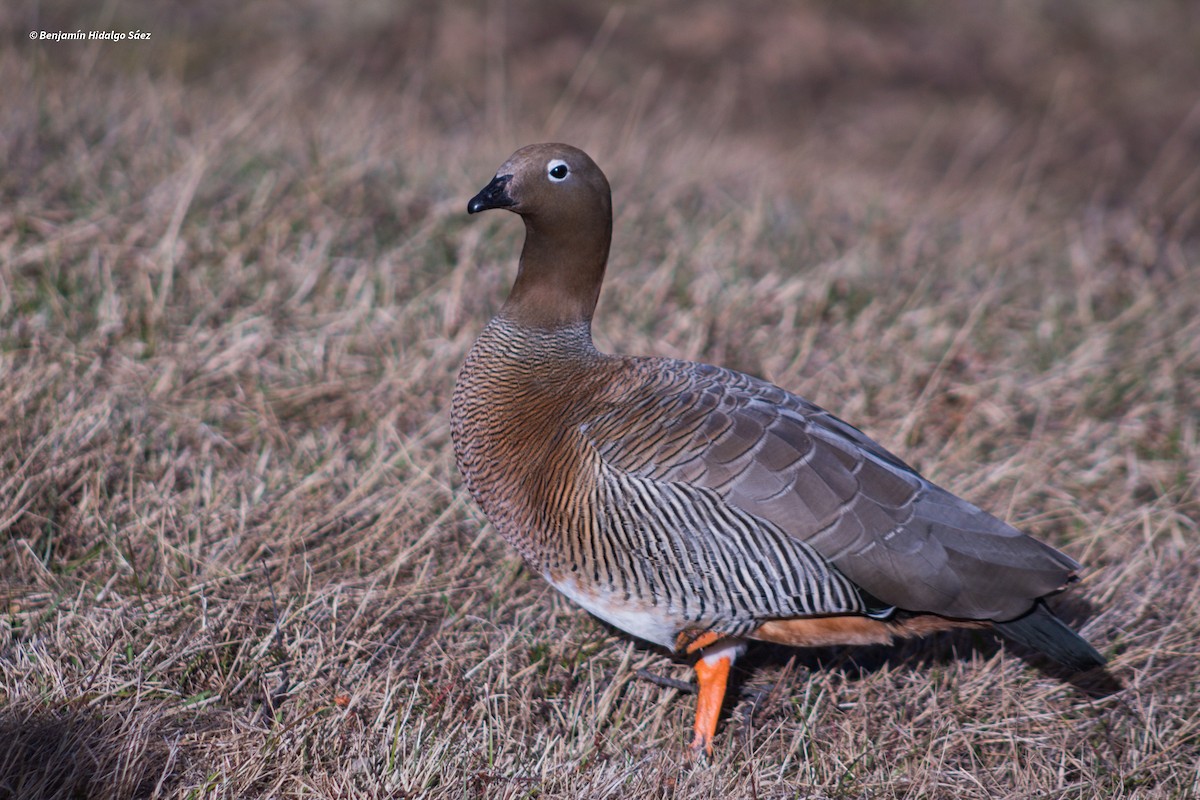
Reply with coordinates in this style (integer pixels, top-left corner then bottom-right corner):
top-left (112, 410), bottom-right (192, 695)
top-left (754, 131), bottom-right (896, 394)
top-left (547, 159), bottom-right (570, 182)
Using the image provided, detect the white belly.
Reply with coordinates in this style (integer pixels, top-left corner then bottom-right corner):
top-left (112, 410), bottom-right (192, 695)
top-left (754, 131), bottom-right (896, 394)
top-left (547, 573), bottom-right (681, 650)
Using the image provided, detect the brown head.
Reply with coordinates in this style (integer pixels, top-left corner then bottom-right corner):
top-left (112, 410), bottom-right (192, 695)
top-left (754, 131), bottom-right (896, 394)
top-left (468, 143), bottom-right (613, 330)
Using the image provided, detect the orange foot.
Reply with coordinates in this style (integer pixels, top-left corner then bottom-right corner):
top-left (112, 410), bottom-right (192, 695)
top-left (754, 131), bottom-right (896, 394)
top-left (687, 638), bottom-right (747, 758)
top-left (688, 652), bottom-right (731, 757)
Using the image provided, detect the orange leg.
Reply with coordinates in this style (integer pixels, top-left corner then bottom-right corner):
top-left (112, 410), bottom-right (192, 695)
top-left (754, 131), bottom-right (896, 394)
top-left (688, 653), bottom-right (732, 756)
top-left (677, 629), bottom-right (723, 655)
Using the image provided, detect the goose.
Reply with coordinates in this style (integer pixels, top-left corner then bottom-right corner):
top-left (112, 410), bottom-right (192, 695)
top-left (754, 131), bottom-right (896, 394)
top-left (450, 143), bottom-right (1105, 755)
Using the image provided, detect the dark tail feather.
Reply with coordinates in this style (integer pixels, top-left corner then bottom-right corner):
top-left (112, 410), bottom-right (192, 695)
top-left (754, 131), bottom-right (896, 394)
top-left (994, 602), bottom-right (1106, 671)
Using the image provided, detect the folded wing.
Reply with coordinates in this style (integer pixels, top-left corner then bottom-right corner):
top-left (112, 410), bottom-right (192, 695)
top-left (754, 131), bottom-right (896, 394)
top-left (583, 358), bottom-right (1079, 621)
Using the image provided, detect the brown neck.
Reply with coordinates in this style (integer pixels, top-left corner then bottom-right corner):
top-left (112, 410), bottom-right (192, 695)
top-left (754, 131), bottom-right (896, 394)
top-left (500, 210), bottom-right (612, 331)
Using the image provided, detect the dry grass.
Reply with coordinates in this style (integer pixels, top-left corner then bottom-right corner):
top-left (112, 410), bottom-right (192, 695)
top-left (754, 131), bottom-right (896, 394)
top-left (2, 1), bottom-right (1199, 798)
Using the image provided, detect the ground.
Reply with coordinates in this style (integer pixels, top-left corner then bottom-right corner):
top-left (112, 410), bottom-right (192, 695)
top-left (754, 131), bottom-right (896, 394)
top-left (2, 1), bottom-right (1199, 798)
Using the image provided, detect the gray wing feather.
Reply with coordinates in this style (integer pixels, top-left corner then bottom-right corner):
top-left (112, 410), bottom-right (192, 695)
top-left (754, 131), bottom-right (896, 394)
top-left (586, 358), bottom-right (1079, 621)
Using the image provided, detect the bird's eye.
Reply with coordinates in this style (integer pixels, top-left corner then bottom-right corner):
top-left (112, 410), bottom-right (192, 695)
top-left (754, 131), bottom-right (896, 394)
top-left (547, 159), bottom-right (570, 182)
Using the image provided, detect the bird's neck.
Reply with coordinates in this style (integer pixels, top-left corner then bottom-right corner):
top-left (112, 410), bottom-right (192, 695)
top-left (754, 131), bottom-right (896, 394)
top-left (501, 213), bottom-right (612, 331)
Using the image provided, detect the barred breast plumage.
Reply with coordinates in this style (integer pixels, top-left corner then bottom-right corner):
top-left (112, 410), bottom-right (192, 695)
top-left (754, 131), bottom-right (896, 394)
top-left (450, 143), bottom-right (1106, 756)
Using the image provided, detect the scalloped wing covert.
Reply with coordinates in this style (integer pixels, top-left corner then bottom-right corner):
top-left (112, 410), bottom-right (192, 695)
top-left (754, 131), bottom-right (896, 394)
top-left (582, 357), bottom-right (1080, 621)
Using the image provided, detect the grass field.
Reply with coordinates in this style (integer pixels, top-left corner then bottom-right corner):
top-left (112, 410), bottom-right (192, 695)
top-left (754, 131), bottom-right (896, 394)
top-left (3, 1), bottom-right (1199, 797)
